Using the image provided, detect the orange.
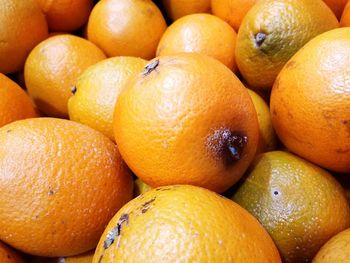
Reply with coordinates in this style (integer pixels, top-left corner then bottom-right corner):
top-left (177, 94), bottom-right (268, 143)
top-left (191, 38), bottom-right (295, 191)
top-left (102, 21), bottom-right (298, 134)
top-left (0, 242), bottom-right (24, 263)
top-left (31, 250), bottom-right (94, 263)
top-left (161, 0), bottom-right (211, 21)
top-left (235, 0), bottom-right (338, 90)
top-left (133, 178), bottom-right (152, 197)
top-left (24, 34), bottom-right (106, 118)
top-left (340, 0), bottom-right (350, 26)
top-left (233, 151), bottom-right (350, 263)
top-left (93, 185), bottom-right (281, 262)
top-left (0, 118), bottom-right (133, 257)
top-left (87, 0), bottom-right (167, 59)
top-left (323, 0), bottom-right (348, 19)
top-left (313, 228), bottom-right (350, 263)
top-left (0, 0), bottom-right (48, 74)
top-left (114, 53), bottom-right (259, 193)
top-left (36, 0), bottom-right (93, 32)
top-left (270, 27), bottom-right (350, 173)
top-left (0, 73), bottom-right (37, 128)
top-left (211, 0), bottom-right (257, 32)
top-left (157, 14), bottom-right (237, 71)
top-left (68, 56), bottom-right (147, 140)
top-left (247, 89), bottom-right (277, 154)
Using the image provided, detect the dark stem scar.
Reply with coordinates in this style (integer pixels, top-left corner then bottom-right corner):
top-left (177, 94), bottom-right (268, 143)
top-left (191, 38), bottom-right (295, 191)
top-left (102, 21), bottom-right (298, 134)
top-left (98, 255), bottom-right (103, 263)
top-left (71, 86), bottom-right (77, 95)
top-left (255, 32), bottom-right (266, 47)
top-left (143, 59), bottom-right (159, 76)
top-left (141, 197), bottom-right (156, 213)
top-left (103, 213), bottom-right (129, 249)
top-left (207, 129), bottom-right (248, 166)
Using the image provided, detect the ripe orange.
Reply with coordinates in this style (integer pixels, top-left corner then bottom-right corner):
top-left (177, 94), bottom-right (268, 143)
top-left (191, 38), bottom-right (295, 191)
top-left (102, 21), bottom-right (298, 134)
top-left (87, 0), bottom-right (167, 59)
top-left (0, 242), bottom-right (24, 263)
top-left (340, 0), bottom-right (350, 26)
top-left (0, 73), bottom-right (37, 128)
top-left (211, 0), bottom-right (257, 31)
top-left (93, 185), bottom-right (281, 262)
top-left (31, 250), bottom-right (94, 263)
top-left (161, 0), bottom-right (211, 21)
top-left (157, 14), bottom-right (237, 71)
top-left (24, 34), bottom-right (106, 118)
top-left (323, 0), bottom-right (348, 19)
top-left (270, 27), bottom-right (350, 173)
top-left (233, 151), bottom-right (350, 263)
top-left (0, 118), bottom-right (133, 257)
top-left (114, 53), bottom-right (259, 193)
top-left (68, 56), bottom-right (147, 140)
top-left (36, 0), bottom-right (93, 32)
top-left (313, 228), bottom-right (350, 263)
top-left (235, 0), bottom-right (338, 90)
top-left (247, 89), bottom-right (277, 154)
top-left (0, 0), bottom-right (48, 74)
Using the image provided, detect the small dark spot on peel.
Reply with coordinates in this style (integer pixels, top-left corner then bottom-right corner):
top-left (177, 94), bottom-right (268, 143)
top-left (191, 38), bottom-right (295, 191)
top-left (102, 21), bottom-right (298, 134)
top-left (255, 32), bottom-right (266, 47)
top-left (71, 86), bottom-right (77, 95)
top-left (6, 129), bottom-right (11, 133)
top-left (143, 59), bottom-right (159, 76)
top-left (7, 254), bottom-right (11, 259)
top-left (103, 213), bottom-right (129, 249)
top-left (48, 189), bottom-right (54, 195)
top-left (98, 255), bottom-right (103, 263)
top-left (140, 197), bottom-right (156, 213)
top-left (273, 191), bottom-right (279, 196)
top-left (272, 109), bottom-right (277, 116)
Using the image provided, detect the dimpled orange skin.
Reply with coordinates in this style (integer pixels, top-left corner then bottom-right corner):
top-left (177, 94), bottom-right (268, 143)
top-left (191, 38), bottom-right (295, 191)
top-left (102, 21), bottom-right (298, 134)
top-left (211, 0), bottom-right (257, 32)
top-left (156, 14), bottom-right (237, 71)
top-left (114, 53), bottom-right (259, 193)
top-left (0, 0), bottom-right (48, 74)
top-left (270, 28), bottom-right (350, 173)
top-left (340, 1), bottom-right (350, 26)
top-left (161, 0), bottom-right (211, 21)
top-left (313, 228), bottom-right (350, 263)
top-left (0, 242), bottom-right (24, 263)
top-left (93, 185), bottom-right (281, 263)
top-left (0, 73), bottom-right (37, 128)
top-left (323, 0), bottom-right (347, 19)
top-left (87, 0), bottom-right (167, 59)
top-left (36, 0), bottom-right (93, 32)
top-left (0, 118), bottom-right (134, 257)
top-left (24, 34), bottom-right (106, 118)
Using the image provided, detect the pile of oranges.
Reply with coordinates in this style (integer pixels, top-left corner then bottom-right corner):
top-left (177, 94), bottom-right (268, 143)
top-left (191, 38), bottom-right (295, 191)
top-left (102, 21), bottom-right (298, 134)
top-left (0, 0), bottom-right (349, 262)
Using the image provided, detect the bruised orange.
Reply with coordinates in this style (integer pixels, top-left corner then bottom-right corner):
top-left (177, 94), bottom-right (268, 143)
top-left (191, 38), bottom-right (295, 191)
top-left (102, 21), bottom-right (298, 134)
top-left (0, 118), bottom-right (133, 257)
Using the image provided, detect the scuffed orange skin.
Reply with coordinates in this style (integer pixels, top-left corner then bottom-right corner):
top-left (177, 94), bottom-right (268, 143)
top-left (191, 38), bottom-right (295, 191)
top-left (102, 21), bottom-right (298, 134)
top-left (0, 73), bottom-right (37, 128)
top-left (0, 0), bottom-right (48, 74)
top-left (157, 14), bottom-right (237, 71)
top-left (87, 0), bottom-right (167, 59)
top-left (114, 53), bottom-right (259, 193)
top-left (36, 0), bottom-right (93, 32)
top-left (0, 118), bottom-right (133, 257)
top-left (0, 242), bottom-right (24, 263)
top-left (93, 185), bottom-right (282, 263)
top-left (271, 27), bottom-right (350, 173)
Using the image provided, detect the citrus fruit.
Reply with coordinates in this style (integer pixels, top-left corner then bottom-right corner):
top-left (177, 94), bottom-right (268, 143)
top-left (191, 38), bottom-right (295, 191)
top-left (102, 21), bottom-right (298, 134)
top-left (24, 34), bottom-right (106, 118)
top-left (232, 151), bottom-right (350, 263)
top-left (0, 118), bottom-right (133, 257)
top-left (0, 73), bottom-right (37, 128)
top-left (211, 0), bottom-right (257, 31)
top-left (114, 53), bottom-right (259, 193)
top-left (312, 228), bottom-right (350, 263)
top-left (340, 0), bottom-right (350, 26)
top-left (68, 56), bottom-right (147, 140)
top-left (31, 250), bottom-right (94, 263)
top-left (87, 0), bottom-right (167, 59)
top-left (0, 242), bottom-right (24, 263)
top-left (235, 0), bottom-right (338, 90)
top-left (36, 0), bottom-right (93, 32)
top-left (323, 0), bottom-right (347, 19)
top-left (157, 13), bottom-right (237, 71)
top-left (161, 0), bottom-right (211, 21)
top-left (0, 0), bottom-right (48, 74)
top-left (93, 185), bottom-right (281, 263)
top-left (270, 27), bottom-right (350, 173)
top-left (247, 89), bottom-right (277, 154)
top-left (133, 179), bottom-right (152, 197)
